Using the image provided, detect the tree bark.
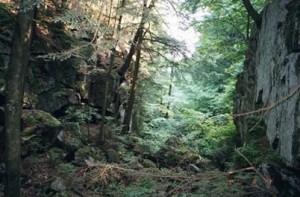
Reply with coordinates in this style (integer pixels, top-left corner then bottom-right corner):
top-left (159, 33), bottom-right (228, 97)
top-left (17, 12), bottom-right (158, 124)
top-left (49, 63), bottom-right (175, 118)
top-left (117, 26), bottom-right (143, 79)
top-left (120, 0), bottom-right (157, 133)
top-left (99, 51), bottom-right (115, 144)
top-left (241, 0), bottom-right (261, 28)
top-left (165, 66), bottom-right (174, 119)
top-left (99, 0), bottom-right (124, 141)
top-left (4, 1), bottom-right (34, 196)
top-left (122, 43), bottom-right (142, 133)
top-left (116, 0), bottom-right (126, 32)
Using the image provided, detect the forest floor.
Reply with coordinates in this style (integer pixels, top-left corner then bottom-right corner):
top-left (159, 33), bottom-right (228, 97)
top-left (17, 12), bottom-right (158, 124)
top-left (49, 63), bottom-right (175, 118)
top-left (0, 122), bottom-right (274, 197)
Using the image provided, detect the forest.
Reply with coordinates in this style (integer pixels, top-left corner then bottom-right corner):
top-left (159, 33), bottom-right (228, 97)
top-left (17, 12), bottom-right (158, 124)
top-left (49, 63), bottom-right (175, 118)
top-left (0, 0), bottom-right (300, 196)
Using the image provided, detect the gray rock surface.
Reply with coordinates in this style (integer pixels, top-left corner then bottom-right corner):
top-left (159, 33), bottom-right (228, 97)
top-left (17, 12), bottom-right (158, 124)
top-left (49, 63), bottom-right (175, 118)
top-left (26, 58), bottom-right (85, 112)
top-left (234, 0), bottom-right (300, 168)
top-left (88, 69), bottom-right (118, 108)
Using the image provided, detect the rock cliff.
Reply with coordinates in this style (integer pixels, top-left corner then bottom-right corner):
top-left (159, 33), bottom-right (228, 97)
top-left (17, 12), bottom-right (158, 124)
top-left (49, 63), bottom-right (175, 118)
top-left (234, 0), bottom-right (300, 169)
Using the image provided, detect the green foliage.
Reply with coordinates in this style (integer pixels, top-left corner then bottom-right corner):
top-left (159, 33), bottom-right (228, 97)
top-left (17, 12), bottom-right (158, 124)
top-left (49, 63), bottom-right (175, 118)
top-left (180, 113), bottom-right (237, 158)
top-left (63, 105), bottom-right (101, 124)
top-left (75, 146), bottom-right (106, 163)
top-left (178, 0), bottom-right (266, 118)
top-left (232, 141), bottom-right (281, 169)
top-left (57, 163), bottom-right (77, 175)
top-left (141, 117), bottom-right (179, 152)
top-left (48, 148), bottom-right (65, 166)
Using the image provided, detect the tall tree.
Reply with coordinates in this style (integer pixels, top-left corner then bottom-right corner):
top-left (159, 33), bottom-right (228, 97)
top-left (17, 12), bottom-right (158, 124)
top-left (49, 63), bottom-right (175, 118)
top-left (98, 0), bottom-right (127, 142)
top-left (122, 39), bottom-right (142, 132)
top-left (4, 1), bottom-right (34, 196)
top-left (121, 0), bottom-right (156, 133)
top-left (117, 0), bottom-right (156, 78)
top-left (99, 51), bottom-right (115, 144)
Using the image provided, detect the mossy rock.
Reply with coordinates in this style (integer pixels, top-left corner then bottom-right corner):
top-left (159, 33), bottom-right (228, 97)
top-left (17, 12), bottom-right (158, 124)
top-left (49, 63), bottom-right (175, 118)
top-left (57, 122), bottom-right (83, 151)
top-left (22, 109), bottom-right (61, 129)
top-left (132, 144), bottom-right (151, 155)
top-left (21, 110), bottom-right (62, 155)
top-left (75, 146), bottom-right (106, 163)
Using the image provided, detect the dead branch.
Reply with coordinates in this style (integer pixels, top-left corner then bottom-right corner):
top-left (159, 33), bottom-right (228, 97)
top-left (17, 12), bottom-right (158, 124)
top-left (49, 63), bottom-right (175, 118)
top-left (233, 83), bottom-right (300, 118)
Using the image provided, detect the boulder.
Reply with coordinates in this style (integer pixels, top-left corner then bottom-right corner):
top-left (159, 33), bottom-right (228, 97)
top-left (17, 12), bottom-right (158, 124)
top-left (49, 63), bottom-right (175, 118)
top-left (22, 109), bottom-right (61, 135)
top-left (56, 122), bottom-right (83, 152)
top-left (125, 157), bottom-right (143, 170)
top-left (131, 144), bottom-right (151, 155)
top-left (139, 158), bottom-right (157, 168)
top-left (259, 164), bottom-right (300, 196)
top-left (21, 109), bottom-right (62, 155)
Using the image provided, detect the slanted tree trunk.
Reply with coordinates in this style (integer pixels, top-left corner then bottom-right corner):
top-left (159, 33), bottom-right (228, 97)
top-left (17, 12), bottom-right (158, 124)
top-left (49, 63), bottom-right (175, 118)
top-left (122, 43), bottom-right (142, 133)
top-left (117, 26), bottom-right (144, 79)
top-left (4, 1), bottom-right (34, 197)
top-left (117, 0), bottom-right (156, 79)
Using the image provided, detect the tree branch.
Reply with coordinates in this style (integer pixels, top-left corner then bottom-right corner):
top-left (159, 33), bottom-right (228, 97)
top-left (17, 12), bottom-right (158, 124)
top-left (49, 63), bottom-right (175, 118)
top-left (241, 0), bottom-right (261, 28)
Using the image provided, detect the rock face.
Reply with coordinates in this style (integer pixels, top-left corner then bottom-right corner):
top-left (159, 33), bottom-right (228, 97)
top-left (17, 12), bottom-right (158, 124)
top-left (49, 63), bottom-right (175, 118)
top-left (88, 69), bottom-right (119, 109)
top-left (234, 0), bottom-right (300, 169)
top-left (24, 56), bottom-right (122, 115)
top-left (26, 58), bottom-right (85, 113)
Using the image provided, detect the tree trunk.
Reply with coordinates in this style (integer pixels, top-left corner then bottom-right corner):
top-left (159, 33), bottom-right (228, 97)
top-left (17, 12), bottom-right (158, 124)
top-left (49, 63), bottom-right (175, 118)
top-left (120, 0), bottom-right (156, 133)
top-left (117, 0), bottom-right (156, 79)
top-left (165, 84), bottom-right (172, 119)
top-left (165, 66), bottom-right (173, 119)
top-left (117, 26), bottom-right (143, 79)
top-left (99, 51), bottom-right (115, 144)
top-left (117, 0), bottom-right (126, 32)
top-left (4, 1), bottom-right (34, 197)
top-left (122, 44), bottom-right (142, 133)
top-left (99, 0), bottom-right (125, 144)
top-left (108, 0), bottom-right (114, 25)
top-left (241, 0), bottom-right (261, 28)
top-left (246, 14), bottom-right (250, 40)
